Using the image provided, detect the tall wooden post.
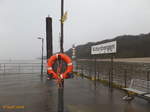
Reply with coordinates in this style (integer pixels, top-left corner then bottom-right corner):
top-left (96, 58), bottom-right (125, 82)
top-left (46, 16), bottom-right (53, 59)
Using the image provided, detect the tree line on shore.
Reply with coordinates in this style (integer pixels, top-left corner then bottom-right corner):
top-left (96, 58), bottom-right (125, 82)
top-left (66, 33), bottom-right (150, 59)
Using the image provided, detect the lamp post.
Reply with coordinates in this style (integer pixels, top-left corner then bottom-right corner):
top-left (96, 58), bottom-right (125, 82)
top-left (60, 0), bottom-right (64, 53)
top-left (37, 37), bottom-right (44, 76)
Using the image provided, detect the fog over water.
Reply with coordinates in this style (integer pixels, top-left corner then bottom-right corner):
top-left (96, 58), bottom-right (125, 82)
top-left (0, 0), bottom-right (150, 59)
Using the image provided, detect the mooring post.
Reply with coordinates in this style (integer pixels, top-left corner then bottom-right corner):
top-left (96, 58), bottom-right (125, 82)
top-left (46, 16), bottom-right (53, 59)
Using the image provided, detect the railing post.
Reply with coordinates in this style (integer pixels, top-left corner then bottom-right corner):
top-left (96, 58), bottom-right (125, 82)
top-left (147, 71), bottom-right (150, 81)
top-left (81, 65), bottom-right (84, 79)
top-left (108, 71), bottom-right (111, 87)
top-left (32, 64), bottom-right (34, 73)
top-left (146, 70), bottom-right (150, 93)
top-left (97, 63), bottom-right (99, 80)
top-left (94, 58), bottom-right (96, 81)
top-left (4, 64), bottom-right (5, 74)
top-left (18, 64), bottom-right (20, 74)
top-left (89, 60), bottom-right (92, 76)
top-left (109, 54), bottom-right (114, 88)
top-left (76, 60), bottom-right (78, 72)
top-left (124, 69), bottom-right (127, 88)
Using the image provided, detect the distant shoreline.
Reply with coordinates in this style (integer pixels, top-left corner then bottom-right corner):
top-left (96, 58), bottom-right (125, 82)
top-left (79, 57), bottom-right (150, 63)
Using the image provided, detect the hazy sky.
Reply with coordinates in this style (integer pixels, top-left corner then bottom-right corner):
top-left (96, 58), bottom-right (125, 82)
top-left (0, 0), bottom-right (150, 59)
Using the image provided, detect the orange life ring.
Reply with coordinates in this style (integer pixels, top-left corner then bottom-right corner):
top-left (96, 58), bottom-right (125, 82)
top-left (47, 53), bottom-right (73, 79)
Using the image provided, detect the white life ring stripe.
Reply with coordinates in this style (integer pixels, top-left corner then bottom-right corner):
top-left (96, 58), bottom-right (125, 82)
top-left (56, 54), bottom-right (59, 58)
top-left (47, 67), bottom-right (52, 70)
top-left (68, 63), bottom-right (73, 66)
top-left (60, 74), bottom-right (63, 79)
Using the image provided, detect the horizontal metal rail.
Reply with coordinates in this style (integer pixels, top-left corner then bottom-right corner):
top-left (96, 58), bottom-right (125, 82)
top-left (0, 63), bottom-right (47, 74)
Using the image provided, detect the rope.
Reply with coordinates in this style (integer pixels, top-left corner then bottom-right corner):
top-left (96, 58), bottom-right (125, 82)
top-left (56, 56), bottom-right (64, 88)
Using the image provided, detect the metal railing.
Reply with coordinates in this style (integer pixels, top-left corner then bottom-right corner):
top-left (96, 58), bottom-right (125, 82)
top-left (75, 60), bottom-right (150, 88)
top-left (0, 63), bottom-right (47, 74)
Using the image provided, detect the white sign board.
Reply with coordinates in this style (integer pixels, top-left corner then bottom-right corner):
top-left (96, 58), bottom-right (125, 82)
top-left (91, 41), bottom-right (117, 55)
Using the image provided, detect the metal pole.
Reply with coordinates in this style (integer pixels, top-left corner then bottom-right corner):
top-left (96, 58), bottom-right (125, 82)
top-left (4, 64), bottom-right (5, 74)
top-left (60, 0), bottom-right (64, 88)
top-left (147, 71), bottom-right (150, 93)
top-left (58, 88), bottom-right (64, 112)
top-left (41, 38), bottom-right (44, 76)
top-left (94, 57), bottom-right (97, 88)
top-left (82, 65), bottom-right (84, 79)
top-left (109, 71), bottom-right (111, 87)
top-left (18, 64), bottom-right (20, 74)
top-left (147, 71), bottom-right (150, 81)
top-left (110, 54), bottom-right (114, 88)
top-left (37, 37), bottom-right (44, 76)
top-left (94, 58), bottom-right (96, 80)
top-left (60, 0), bottom-right (64, 53)
top-left (57, 3), bottom-right (64, 112)
top-left (124, 69), bottom-right (127, 88)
